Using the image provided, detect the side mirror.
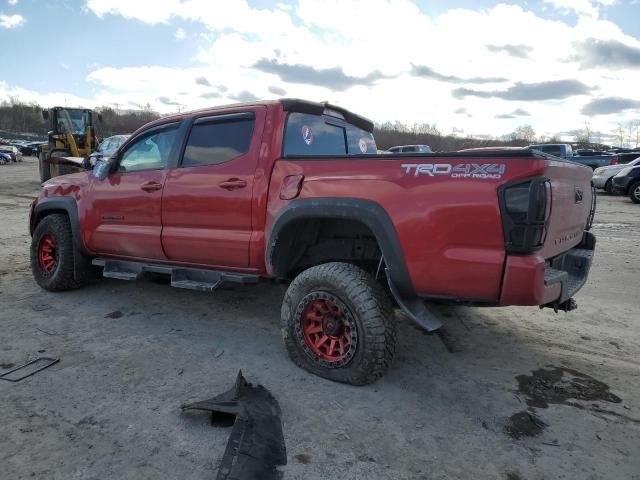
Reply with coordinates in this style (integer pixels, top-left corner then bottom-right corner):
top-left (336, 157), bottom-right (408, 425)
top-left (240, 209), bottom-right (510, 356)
top-left (92, 158), bottom-right (113, 181)
top-left (42, 110), bottom-right (49, 120)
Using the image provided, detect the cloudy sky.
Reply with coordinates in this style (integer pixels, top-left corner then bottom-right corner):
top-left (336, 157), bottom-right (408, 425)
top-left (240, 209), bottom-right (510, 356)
top-left (1, 0), bottom-right (639, 140)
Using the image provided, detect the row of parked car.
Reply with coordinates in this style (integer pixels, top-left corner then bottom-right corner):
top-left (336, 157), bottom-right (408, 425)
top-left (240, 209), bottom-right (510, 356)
top-left (592, 154), bottom-right (640, 203)
top-left (0, 138), bottom-right (46, 164)
top-left (527, 143), bottom-right (640, 203)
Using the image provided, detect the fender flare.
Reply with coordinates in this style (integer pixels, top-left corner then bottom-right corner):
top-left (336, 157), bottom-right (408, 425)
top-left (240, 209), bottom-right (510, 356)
top-left (267, 198), bottom-right (415, 298)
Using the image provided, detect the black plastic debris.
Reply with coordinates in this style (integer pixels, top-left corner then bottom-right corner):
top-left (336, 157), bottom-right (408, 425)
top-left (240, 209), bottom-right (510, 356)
top-left (0, 357), bottom-right (59, 382)
top-left (182, 371), bottom-right (287, 480)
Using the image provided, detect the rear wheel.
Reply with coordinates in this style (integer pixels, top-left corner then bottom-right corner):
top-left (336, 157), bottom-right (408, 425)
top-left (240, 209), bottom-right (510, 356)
top-left (281, 262), bottom-right (396, 385)
top-left (604, 179), bottom-right (614, 194)
top-left (31, 214), bottom-right (87, 291)
top-left (629, 181), bottom-right (640, 204)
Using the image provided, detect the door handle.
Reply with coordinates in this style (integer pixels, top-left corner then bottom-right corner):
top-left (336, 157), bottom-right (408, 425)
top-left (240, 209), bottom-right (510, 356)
top-left (140, 181), bottom-right (162, 192)
top-left (219, 178), bottom-right (247, 191)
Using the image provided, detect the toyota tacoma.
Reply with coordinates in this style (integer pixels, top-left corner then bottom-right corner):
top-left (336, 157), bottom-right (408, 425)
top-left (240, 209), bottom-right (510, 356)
top-left (29, 99), bottom-right (597, 385)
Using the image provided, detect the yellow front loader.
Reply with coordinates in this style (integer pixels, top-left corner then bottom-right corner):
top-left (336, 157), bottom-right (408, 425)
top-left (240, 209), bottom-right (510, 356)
top-left (39, 107), bottom-right (101, 182)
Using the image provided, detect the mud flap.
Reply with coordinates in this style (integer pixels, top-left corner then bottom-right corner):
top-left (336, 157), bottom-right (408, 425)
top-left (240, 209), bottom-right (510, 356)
top-left (387, 275), bottom-right (442, 332)
top-left (182, 371), bottom-right (287, 480)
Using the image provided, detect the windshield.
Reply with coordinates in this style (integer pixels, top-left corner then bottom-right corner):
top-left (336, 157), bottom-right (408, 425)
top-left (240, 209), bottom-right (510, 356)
top-left (56, 109), bottom-right (90, 135)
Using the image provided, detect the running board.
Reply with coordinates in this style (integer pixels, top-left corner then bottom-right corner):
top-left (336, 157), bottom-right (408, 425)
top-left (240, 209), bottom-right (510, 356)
top-left (93, 259), bottom-right (259, 292)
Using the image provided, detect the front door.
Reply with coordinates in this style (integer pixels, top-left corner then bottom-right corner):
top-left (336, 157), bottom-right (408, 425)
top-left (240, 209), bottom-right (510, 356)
top-left (84, 123), bottom-right (179, 260)
top-left (161, 109), bottom-right (264, 268)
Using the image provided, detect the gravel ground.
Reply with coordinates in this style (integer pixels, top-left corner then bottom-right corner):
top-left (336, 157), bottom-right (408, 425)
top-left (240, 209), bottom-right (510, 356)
top-left (1, 157), bottom-right (638, 480)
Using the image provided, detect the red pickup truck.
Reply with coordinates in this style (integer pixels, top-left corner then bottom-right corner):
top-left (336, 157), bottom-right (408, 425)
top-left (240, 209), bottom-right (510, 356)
top-left (29, 99), bottom-right (596, 385)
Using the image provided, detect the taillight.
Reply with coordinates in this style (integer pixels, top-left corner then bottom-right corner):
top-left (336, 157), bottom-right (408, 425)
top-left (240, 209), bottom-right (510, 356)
top-left (499, 177), bottom-right (552, 254)
top-left (610, 156), bottom-right (618, 165)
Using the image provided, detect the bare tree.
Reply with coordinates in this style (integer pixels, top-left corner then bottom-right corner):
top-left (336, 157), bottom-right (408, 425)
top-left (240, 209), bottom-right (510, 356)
top-left (626, 120), bottom-right (640, 149)
top-left (511, 125), bottom-right (536, 143)
top-left (613, 123), bottom-right (626, 147)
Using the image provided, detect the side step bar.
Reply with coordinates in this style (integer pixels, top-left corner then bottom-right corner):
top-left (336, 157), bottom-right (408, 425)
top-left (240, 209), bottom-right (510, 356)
top-left (93, 259), bottom-right (259, 292)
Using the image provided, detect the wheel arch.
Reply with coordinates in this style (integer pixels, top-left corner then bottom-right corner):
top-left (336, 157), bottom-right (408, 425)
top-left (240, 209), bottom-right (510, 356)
top-left (267, 198), bottom-right (415, 298)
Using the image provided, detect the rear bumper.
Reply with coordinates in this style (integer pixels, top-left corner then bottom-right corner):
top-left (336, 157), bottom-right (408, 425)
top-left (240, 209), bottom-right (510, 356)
top-left (499, 231), bottom-right (595, 306)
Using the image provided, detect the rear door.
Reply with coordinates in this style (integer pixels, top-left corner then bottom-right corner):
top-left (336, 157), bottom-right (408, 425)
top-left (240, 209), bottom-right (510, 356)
top-left (160, 108), bottom-right (264, 268)
top-left (84, 123), bottom-right (179, 260)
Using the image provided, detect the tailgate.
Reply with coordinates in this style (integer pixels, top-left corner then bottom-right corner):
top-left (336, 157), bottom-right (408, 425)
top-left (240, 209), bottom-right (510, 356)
top-left (540, 159), bottom-right (594, 258)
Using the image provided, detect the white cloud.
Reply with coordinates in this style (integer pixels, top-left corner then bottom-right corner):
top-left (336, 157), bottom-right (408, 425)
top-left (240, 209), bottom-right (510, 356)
top-left (174, 27), bottom-right (185, 40)
top-left (542, 0), bottom-right (617, 17)
top-left (7, 0), bottom-right (18, 6)
top-left (3, 0), bottom-right (639, 140)
top-left (0, 12), bottom-right (24, 28)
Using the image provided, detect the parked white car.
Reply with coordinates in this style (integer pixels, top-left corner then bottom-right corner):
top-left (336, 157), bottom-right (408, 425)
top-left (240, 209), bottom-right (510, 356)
top-left (593, 156), bottom-right (640, 193)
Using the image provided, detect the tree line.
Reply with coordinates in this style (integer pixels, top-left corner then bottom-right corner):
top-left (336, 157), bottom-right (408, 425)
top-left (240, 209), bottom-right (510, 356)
top-left (2, 98), bottom-right (636, 151)
top-left (374, 121), bottom-right (530, 151)
top-left (0, 98), bottom-right (160, 139)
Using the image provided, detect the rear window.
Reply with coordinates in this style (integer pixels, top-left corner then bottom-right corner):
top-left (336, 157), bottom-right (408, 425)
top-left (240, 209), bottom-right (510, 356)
top-left (283, 112), bottom-right (376, 157)
top-left (182, 114), bottom-right (254, 167)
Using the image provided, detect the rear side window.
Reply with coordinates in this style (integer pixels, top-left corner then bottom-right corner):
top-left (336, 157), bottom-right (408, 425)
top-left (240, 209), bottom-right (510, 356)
top-left (538, 145), bottom-right (562, 157)
top-left (182, 114), bottom-right (254, 167)
top-left (620, 154), bottom-right (640, 164)
top-left (284, 112), bottom-right (376, 157)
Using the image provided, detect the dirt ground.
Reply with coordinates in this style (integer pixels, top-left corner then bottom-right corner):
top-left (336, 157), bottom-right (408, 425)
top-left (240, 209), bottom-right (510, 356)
top-left (1, 156), bottom-right (638, 480)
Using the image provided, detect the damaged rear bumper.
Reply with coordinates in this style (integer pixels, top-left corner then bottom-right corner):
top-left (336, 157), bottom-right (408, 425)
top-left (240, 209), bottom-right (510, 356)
top-left (499, 231), bottom-right (595, 307)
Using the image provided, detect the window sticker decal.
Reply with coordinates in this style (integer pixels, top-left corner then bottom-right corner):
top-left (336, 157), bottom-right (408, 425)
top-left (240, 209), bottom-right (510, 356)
top-left (301, 125), bottom-right (313, 145)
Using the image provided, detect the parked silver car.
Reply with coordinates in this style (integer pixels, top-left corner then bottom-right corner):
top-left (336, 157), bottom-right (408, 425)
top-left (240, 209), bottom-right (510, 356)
top-left (593, 156), bottom-right (640, 193)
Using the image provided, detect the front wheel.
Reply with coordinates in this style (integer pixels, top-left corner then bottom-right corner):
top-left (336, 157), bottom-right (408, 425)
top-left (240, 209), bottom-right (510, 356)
top-left (629, 181), bottom-right (640, 204)
top-left (31, 214), bottom-right (85, 291)
top-left (281, 262), bottom-right (396, 385)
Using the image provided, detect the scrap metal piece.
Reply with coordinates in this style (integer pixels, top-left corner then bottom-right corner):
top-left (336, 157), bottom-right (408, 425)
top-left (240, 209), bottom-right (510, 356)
top-left (0, 357), bottom-right (59, 382)
top-left (182, 371), bottom-right (287, 480)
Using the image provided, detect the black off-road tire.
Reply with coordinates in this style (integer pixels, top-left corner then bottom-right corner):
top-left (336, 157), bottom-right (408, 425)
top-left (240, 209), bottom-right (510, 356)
top-left (629, 181), bottom-right (640, 204)
top-left (281, 262), bottom-right (396, 385)
top-left (39, 152), bottom-right (51, 182)
top-left (604, 179), bottom-right (613, 195)
top-left (31, 214), bottom-right (87, 291)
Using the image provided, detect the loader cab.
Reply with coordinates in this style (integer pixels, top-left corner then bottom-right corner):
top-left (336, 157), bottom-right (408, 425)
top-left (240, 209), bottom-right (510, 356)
top-left (42, 107), bottom-right (100, 157)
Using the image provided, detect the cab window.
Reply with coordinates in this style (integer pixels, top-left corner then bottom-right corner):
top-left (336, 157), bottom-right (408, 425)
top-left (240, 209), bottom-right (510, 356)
top-left (181, 114), bottom-right (254, 167)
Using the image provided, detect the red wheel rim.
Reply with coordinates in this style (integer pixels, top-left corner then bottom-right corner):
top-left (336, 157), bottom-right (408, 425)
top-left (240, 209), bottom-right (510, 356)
top-left (38, 234), bottom-right (57, 274)
top-left (298, 293), bottom-right (357, 366)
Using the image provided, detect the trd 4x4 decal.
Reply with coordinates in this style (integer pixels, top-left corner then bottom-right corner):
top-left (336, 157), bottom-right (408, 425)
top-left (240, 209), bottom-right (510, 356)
top-left (402, 163), bottom-right (506, 179)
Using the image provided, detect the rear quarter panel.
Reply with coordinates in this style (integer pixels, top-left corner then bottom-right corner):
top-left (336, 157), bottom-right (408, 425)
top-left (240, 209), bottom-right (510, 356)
top-left (267, 156), bottom-right (551, 302)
